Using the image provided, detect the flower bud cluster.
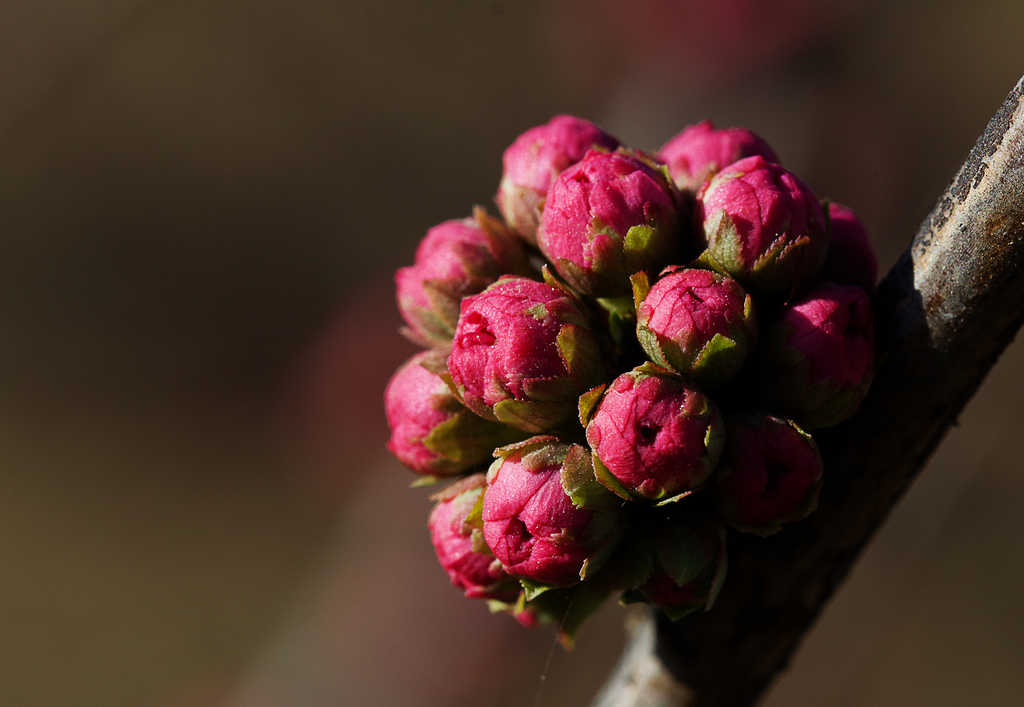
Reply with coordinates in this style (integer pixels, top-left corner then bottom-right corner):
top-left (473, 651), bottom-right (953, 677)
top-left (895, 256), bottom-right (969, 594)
top-left (386, 116), bottom-right (877, 642)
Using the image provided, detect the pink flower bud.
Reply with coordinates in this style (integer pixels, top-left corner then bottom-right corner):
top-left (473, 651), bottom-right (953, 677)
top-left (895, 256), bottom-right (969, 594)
top-left (710, 412), bottom-right (823, 535)
top-left (757, 282), bottom-right (874, 429)
top-left (632, 514), bottom-right (727, 621)
top-left (657, 121), bottom-right (779, 193)
top-left (385, 350), bottom-right (526, 476)
top-left (696, 155), bottom-right (828, 299)
top-left (820, 202), bottom-right (879, 292)
top-left (395, 210), bottom-right (532, 347)
top-left (636, 267), bottom-right (757, 389)
top-left (585, 365), bottom-right (724, 503)
top-left (429, 474), bottom-right (521, 601)
top-left (448, 276), bottom-right (611, 433)
top-left (496, 115), bottom-right (621, 245)
top-left (538, 149), bottom-right (683, 296)
top-left (482, 438), bottom-right (624, 587)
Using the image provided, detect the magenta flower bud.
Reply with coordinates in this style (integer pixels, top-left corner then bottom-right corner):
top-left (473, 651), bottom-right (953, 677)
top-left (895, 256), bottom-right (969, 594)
top-left (657, 120), bottom-right (779, 193)
top-left (448, 276), bottom-right (611, 433)
top-left (584, 364), bottom-right (725, 504)
top-left (757, 283), bottom-right (875, 429)
top-left (395, 209), bottom-right (532, 347)
top-left (696, 155), bottom-right (828, 300)
top-left (385, 350), bottom-right (526, 476)
top-left (538, 149), bottom-right (683, 296)
top-left (820, 203), bottom-right (879, 292)
top-left (482, 438), bottom-right (625, 587)
top-left (635, 267), bottom-right (757, 389)
top-left (496, 115), bottom-right (621, 246)
top-left (630, 514), bottom-right (727, 621)
top-left (429, 474), bottom-right (521, 601)
top-left (710, 412), bottom-right (823, 536)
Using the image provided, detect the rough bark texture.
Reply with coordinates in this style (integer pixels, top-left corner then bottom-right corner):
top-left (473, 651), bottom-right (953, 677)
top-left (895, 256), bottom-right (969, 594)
top-left (592, 75), bottom-right (1024, 707)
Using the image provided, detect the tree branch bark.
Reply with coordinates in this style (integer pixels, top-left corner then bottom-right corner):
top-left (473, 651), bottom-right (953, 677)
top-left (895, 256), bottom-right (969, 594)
top-left (593, 74), bottom-right (1024, 707)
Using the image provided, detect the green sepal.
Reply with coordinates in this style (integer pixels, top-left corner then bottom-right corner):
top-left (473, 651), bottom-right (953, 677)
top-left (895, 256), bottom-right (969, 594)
top-left (526, 302), bottom-right (550, 321)
top-left (703, 208), bottom-right (740, 265)
top-left (592, 454), bottom-right (634, 501)
top-left (541, 264), bottom-right (582, 300)
top-left (492, 435), bottom-right (559, 460)
top-left (596, 294), bottom-right (636, 318)
top-left (473, 205), bottom-right (532, 273)
top-left (586, 222), bottom-right (629, 292)
top-left (690, 332), bottom-right (742, 388)
top-left (491, 398), bottom-right (574, 433)
top-left (579, 508), bottom-right (627, 579)
top-left (521, 578), bottom-right (556, 601)
top-left (558, 323), bottom-right (607, 390)
top-left (410, 475), bottom-right (444, 488)
top-left (483, 455), bottom-right (504, 483)
top-left (435, 367), bottom-right (460, 399)
top-left (629, 271), bottom-right (651, 311)
top-left (658, 518), bottom-right (718, 588)
top-left (470, 528), bottom-right (491, 555)
top-left (577, 384), bottom-right (607, 427)
top-left (742, 292), bottom-right (758, 343)
top-left (607, 308), bottom-right (633, 350)
top-left (704, 414), bottom-right (725, 469)
top-left (636, 324), bottom-right (672, 371)
top-left (522, 376), bottom-right (578, 403)
top-left (654, 489), bottom-right (699, 506)
top-left (490, 436), bottom-right (571, 482)
top-left (428, 472), bottom-right (487, 503)
top-left (462, 482), bottom-right (486, 530)
top-left (423, 410), bottom-right (527, 467)
top-left (396, 324), bottom-right (438, 350)
top-left (555, 583), bottom-right (612, 649)
top-left (439, 368), bottom-right (501, 425)
top-left (555, 256), bottom-right (600, 295)
top-left (695, 332), bottom-right (739, 367)
top-left (748, 235), bottom-right (799, 294)
top-left (623, 223), bottom-right (656, 261)
top-left (597, 295), bottom-right (637, 355)
top-left (462, 483), bottom-right (492, 556)
top-left (421, 278), bottom-right (463, 333)
top-left (416, 351), bottom-right (450, 377)
top-left (560, 444), bottom-right (621, 511)
top-left (514, 583), bottom-right (613, 649)
top-left (692, 247), bottom-right (731, 279)
top-left (486, 597), bottom-right (517, 615)
top-left (633, 360), bottom-right (679, 380)
top-left (517, 438), bottom-right (570, 473)
top-left (603, 524), bottom-right (655, 590)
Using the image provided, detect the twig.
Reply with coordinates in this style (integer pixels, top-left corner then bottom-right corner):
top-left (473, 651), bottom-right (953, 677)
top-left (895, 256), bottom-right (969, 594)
top-left (593, 73), bottom-right (1024, 707)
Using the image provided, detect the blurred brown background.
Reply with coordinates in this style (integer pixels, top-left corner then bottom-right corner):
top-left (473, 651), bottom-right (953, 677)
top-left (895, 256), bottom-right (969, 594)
top-left (1, 1), bottom-right (1023, 705)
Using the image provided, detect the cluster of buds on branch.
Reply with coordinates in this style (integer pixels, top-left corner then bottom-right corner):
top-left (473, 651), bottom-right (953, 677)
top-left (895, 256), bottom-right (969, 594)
top-left (385, 115), bottom-right (878, 644)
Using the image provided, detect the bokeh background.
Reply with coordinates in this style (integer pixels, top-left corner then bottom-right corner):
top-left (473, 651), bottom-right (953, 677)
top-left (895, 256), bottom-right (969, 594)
top-left (2, 1), bottom-right (1023, 705)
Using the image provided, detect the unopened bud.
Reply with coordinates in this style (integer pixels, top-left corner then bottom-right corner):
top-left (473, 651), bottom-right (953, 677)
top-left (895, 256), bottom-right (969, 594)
top-left (710, 412), bottom-right (823, 536)
top-left (635, 267), bottom-right (757, 389)
top-left (448, 276), bottom-right (612, 433)
top-left (497, 115), bottom-right (621, 245)
top-left (385, 350), bottom-right (526, 476)
top-left (539, 149), bottom-right (683, 296)
top-left (584, 364), bottom-right (724, 504)
top-left (658, 120), bottom-right (779, 193)
top-left (696, 156), bottom-right (828, 300)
